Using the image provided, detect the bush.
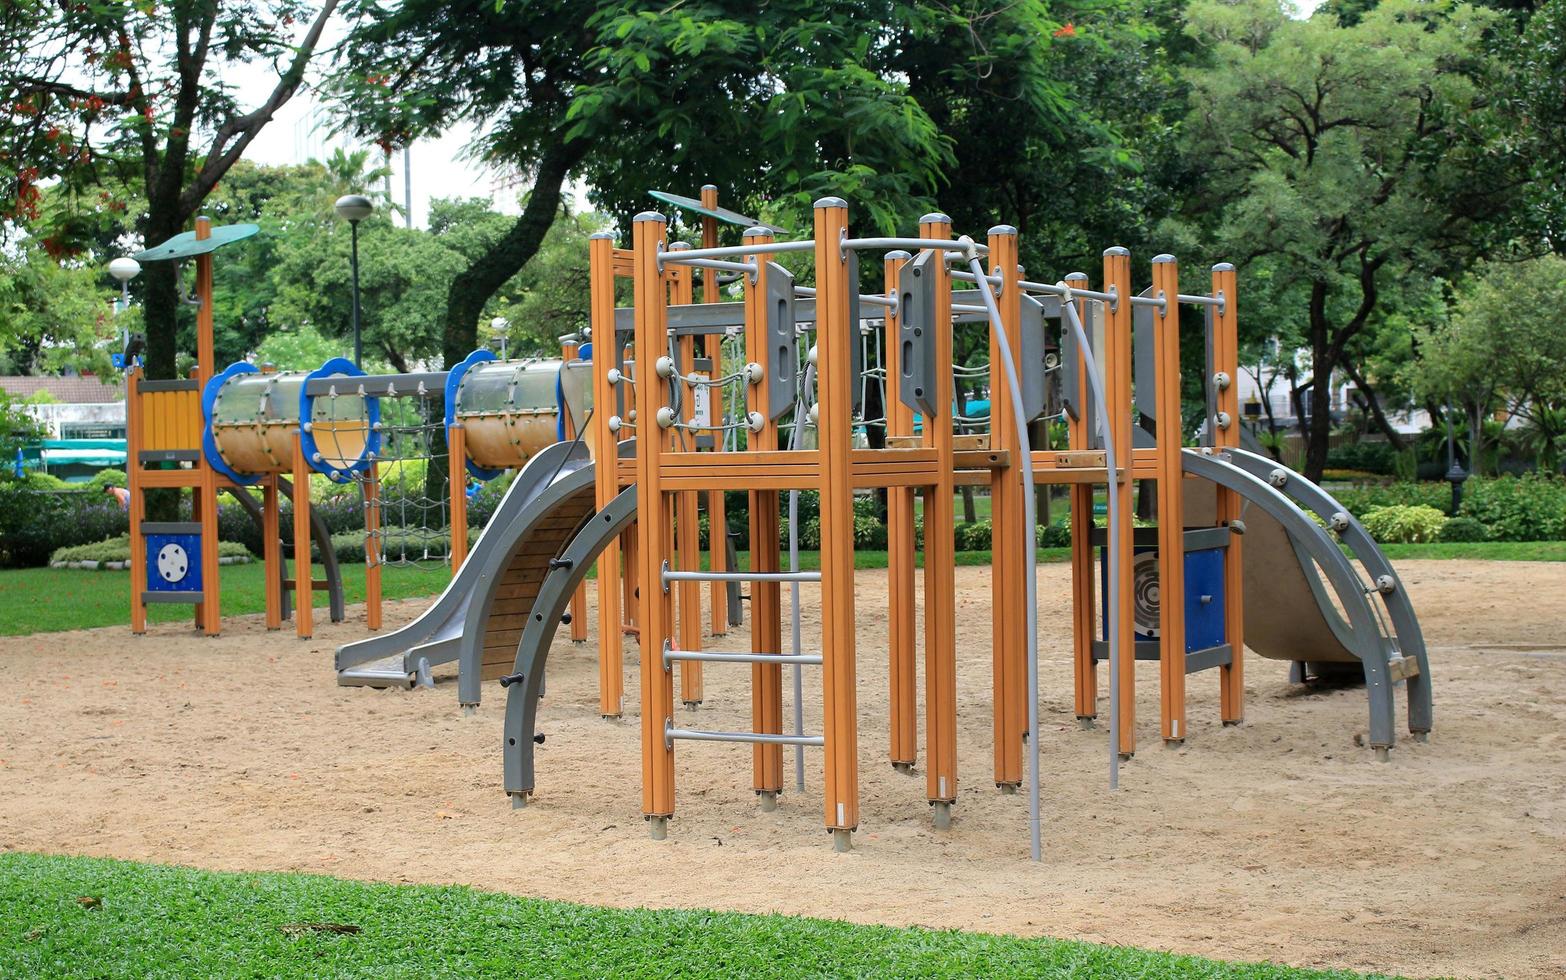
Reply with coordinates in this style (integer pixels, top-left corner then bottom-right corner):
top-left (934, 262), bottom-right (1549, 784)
top-left (1360, 505), bottom-right (1449, 544)
top-left (1457, 474), bottom-right (1566, 542)
top-left (50, 534), bottom-right (251, 565)
top-left (1437, 516), bottom-right (1489, 542)
top-left (854, 513), bottom-right (888, 549)
top-left (1325, 441), bottom-right (1398, 475)
top-left (1038, 520), bottom-right (1072, 548)
top-left (1332, 481), bottom-right (1451, 520)
top-left (954, 519), bottom-right (991, 551)
top-left (0, 481), bottom-right (130, 567)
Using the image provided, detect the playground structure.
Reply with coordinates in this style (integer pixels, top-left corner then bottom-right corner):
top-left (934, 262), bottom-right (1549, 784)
top-left (131, 193), bottom-right (1432, 859)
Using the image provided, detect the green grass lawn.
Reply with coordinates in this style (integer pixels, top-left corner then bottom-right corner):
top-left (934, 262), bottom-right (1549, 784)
top-left (3, 540), bottom-right (1562, 638)
top-left (0, 852), bottom-right (1384, 979)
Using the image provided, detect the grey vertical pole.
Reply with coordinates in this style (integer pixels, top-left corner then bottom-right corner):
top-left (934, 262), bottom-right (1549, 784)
top-left (403, 145), bottom-right (413, 229)
top-left (349, 220), bottom-right (363, 370)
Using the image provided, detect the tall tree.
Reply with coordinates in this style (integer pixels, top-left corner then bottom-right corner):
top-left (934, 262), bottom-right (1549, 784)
top-left (1180, 0), bottom-right (1516, 481)
top-left (1, 0), bottom-right (340, 381)
top-left (330, 0), bottom-right (959, 371)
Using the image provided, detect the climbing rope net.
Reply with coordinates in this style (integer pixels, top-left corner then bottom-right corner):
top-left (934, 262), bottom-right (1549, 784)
top-left (343, 392), bottom-right (452, 568)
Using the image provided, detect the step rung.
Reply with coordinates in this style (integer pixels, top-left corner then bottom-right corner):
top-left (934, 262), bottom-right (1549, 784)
top-left (663, 649), bottom-right (822, 667)
top-left (664, 723), bottom-right (823, 748)
top-left (662, 567), bottom-right (819, 587)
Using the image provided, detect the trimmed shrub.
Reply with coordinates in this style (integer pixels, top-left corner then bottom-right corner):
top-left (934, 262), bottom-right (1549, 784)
top-left (1457, 474), bottom-right (1566, 542)
top-left (954, 519), bottom-right (992, 551)
top-left (1360, 505), bottom-right (1448, 544)
top-left (0, 481), bottom-right (129, 567)
top-left (51, 534), bottom-right (250, 565)
top-left (1325, 442), bottom-right (1398, 476)
top-left (1332, 481), bottom-right (1450, 519)
top-left (1437, 516), bottom-right (1489, 543)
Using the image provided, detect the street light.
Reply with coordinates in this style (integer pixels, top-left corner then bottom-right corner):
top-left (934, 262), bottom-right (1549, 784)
top-left (108, 256), bottom-right (141, 314)
top-left (1444, 400), bottom-right (1469, 514)
top-left (491, 316), bottom-right (509, 359)
top-left (334, 194), bottom-right (374, 368)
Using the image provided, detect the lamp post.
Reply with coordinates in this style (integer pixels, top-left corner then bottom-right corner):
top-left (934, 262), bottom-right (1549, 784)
top-left (334, 194), bottom-right (374, 368)
top-left (1444, 400), bottom-right (1469, 514)
top-left (491, 316), bottom-right (510, 359)
top-left (108, 256), bottom-right (141, 313)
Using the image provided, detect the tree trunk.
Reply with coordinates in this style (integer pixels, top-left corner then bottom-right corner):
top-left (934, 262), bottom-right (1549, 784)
top-left (1339, 357), bottom-right (1406, 450)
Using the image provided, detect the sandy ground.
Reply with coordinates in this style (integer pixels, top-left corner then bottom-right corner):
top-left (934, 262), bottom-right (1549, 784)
top-left (2, 560), bottom-right (1564, 978)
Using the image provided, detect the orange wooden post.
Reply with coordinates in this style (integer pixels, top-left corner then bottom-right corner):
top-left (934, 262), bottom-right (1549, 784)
top-left (1103, 248), bottom-right (1138, 756)
top-left (589, 232), bottom-right (626, 716)
top-left (263, 476), bottom-right (282, 630)
top-left (919, 212), bottom-right (958, 826)
top-left (814, 198), bottom-right (859, 848)
top-left (1067, 271), bottom-right (1097, 722)
top-left (1151, 254), bottom-right (1187, 744)
top-left (292, 432), bottom-right (314, 640)
top-left (364, 462), bottom-right (382, 631)
top-left (669, 247), bottom-right (704, 705)
top-left (561, 335), bottom-right (590, 644)
top-left (448, 425), bottom-right (469, 573)
top-left (126, 368), bottom-right (148, 635)
top-left (632, 211), bottom-right (678, 836)
top-left (987, 226), bottom-right (1025, 791)
top-left (194, 218), bottom-right (221, 635)
top-left (700, 184), bottom-right (729, 637)
top-left (743, 226), bottom-right (784, 804)
top-left (1211, 262), bottom-right (1245, 725)
top-left (883, 250), bottom-right (918, 772)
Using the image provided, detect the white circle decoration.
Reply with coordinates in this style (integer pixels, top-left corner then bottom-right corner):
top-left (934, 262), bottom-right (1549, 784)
top-left (156, 543), bottom-right (190, 584)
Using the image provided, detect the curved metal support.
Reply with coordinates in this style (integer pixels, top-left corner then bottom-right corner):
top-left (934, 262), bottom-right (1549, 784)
top-left (1181, 450), bottom-right (1400, 750)
top-left (503, 485), bottom-right (639, 800)
top-left (224, 479), bottom-right (343, 623)
top-left (1214, 448), bottom-right (1432, 736)
top-left (454, 441), bottom-right (596, 707)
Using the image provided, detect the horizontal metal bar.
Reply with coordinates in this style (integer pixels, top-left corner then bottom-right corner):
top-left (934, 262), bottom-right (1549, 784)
top-left (663, 569), bottom-right (820, 584)
top-left (1177, 293), bottom-right (1221, 307)
top-left (137, 378), bottom-right (200, 393)
top-left (304, 371), bottom-right (448, 398)
top-left (664, 649), bottom-right (823, 666)
top-left (1018, 279), bottom-right (1119, 305)
top-left (142, 591), bottom-right (203, 604)
top-left (612, 298), bottom-right (893, 335)
top-left (139, 450), bottom-right (200, 464)
top-left (1126, 294), bottom-right (1168, 310)
top-left (141, 521), bottom-right (201, 535)
top-left (952, 303), bottom-right (989, 314)
top-left (667, 725), bottom-right (824, 747)
top-left (1184, 644), bottom-right (1233, 674)
top-left (842, 236), bottom-right (989, 255)
top-left (656, 240), bottom-right (816, 263)
top-left (950, 269), bottom-right (1004, 285)
top-left (670, 256), bottom-right (755, 275)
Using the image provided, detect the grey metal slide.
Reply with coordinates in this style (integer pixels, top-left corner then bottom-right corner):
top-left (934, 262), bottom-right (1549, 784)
top-left (334, 439), bottom-right (595, 688)
top-left (1182, 447), bottom-right (1432, 753)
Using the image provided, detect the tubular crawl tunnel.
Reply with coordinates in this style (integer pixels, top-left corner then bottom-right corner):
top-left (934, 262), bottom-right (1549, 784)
top-left (1058, 288), bottom-right (1432, 756)
top-left (333, 349), bottom-right (599, 690)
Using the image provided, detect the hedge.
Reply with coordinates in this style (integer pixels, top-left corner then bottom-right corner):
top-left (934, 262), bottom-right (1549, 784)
top-left (50, 534), bottom-right (252, 566)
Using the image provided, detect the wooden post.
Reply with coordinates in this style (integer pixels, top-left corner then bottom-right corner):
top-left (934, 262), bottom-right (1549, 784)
top-left (364, 462), bottom-right (382, 631)
top-left (448, 425), bottom-right (469, 573)
top-left (561, 335), bottom-right (589, 644)
top-left (194, 217), bottom-right (221, 636)
top-left (263, 476), bottom-right (282, 630)
top-left (632, 211), bottom-right (677, 830)
top-left (1151, 254), bottom-right (1187, 745)
top-left (987, 226), bottom-right (1025, 790)
top-left (883, 251), bottom-right (918, 771)
top-left (1212, 262), bottom-right (1245, 725)
top-left (127, 367), bottom-right (147, 635)
top-left (669, 246), bottom-right (704, 706)
top-left (742, 226), bottom-right (784, 801)
top-left (292, 431), bottom-right (314, 640)
top-left (814, 198), bottom-right (859, 842)
top-left (1103, 248), bottom-right (1137, 757)
top-left (1068, 270), bottom-right (1097, 721)
top-left (700, 184), bottom-right (729, 637)
top-left (919, 212), bottom-right (958, 820)
top-left (589, 232), bottom-right (625, 717)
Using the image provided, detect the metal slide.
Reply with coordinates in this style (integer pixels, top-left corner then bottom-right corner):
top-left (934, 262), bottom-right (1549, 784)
top-left (334, 439), bottom-right (595, 688)
top-left (1182, 447), bottom-right (1432, 752)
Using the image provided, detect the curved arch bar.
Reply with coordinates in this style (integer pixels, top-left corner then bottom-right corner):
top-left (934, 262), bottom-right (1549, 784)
top-left (502, 484), bottom-right (639, 802)
top-left (1181, 450), bottom-right (1400, 750)
top-left (1214, 448), bottom-right (1431, 735)
top-left (454, 440), bottom-right (595, 707)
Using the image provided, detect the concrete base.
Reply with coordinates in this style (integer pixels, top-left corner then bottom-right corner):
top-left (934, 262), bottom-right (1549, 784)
top-left (931, 801), bottom-right (952, 830)
top-left (510, 792), bottom-right (527, 810)
top-left (1077, 716), bottom-right (1096, 730)
top-left (997, 783), bottom-right (1018, 795)
top-left (831, 829), bottom-right (853, 853)
top-left (648, 815), bottom-right (668, 840)
top-left (757, 791), bottom-right (778, 813)
top-left (1374, 746), bottom-right (1391, 763)
top-left (891, 761), bottom-right (915, 775)
top-left (462, 704), bottom-right (476, 718)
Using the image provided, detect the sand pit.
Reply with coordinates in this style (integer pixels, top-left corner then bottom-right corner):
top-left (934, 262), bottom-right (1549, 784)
top-left (1, 560), bottom-right (1563, 978)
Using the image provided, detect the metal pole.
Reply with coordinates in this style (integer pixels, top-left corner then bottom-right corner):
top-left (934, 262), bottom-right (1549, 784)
top-left (349, 219), bottom-right (363, 369)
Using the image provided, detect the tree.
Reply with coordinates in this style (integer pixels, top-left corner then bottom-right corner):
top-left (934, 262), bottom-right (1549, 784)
top-left (1491, 0), bottom-right (1566, 251)
top-left (0, 238), bottom-right (122, 376)
top-left (1180, 0), bottom-right (1516, 481)
top-left (1413, 256), bottom-right (1566, 472)
top-left (330, 0), bottom-right (959, 372)
top-left (1, 0), bottom-right (340, 383)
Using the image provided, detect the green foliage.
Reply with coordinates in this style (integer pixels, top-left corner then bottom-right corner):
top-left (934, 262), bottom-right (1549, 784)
top-left (50, 534), bottom-right (250, 566)
top-left (1457, 474), bottom-right (1566, 541)
top-left (1360, 505), bottom-right (1449, 544)
top-left (0, 389), bottom-right (47, 461)
top-left (0, 238), bottom-right (120, 376)
top-left (1324, 442), bottom-right (1399, 477)
top-left (1437, 516), bottom-right (1490, 543)
top-left (1331, 481), bottom-right (1453, 518)
top-left (0, 482), bottom-right (129, 567)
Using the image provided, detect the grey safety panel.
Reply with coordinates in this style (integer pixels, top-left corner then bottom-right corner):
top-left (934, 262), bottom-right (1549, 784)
top-left (898, 249), bottom-right (941, 419)
top-left (765, 261), bottom-right (798, 419)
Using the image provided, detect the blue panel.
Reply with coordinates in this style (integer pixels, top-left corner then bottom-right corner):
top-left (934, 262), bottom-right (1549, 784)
top-left (1183, 547), bottom-right (1227, 653)
top-left (145, 533), bottom-right (203, 593)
